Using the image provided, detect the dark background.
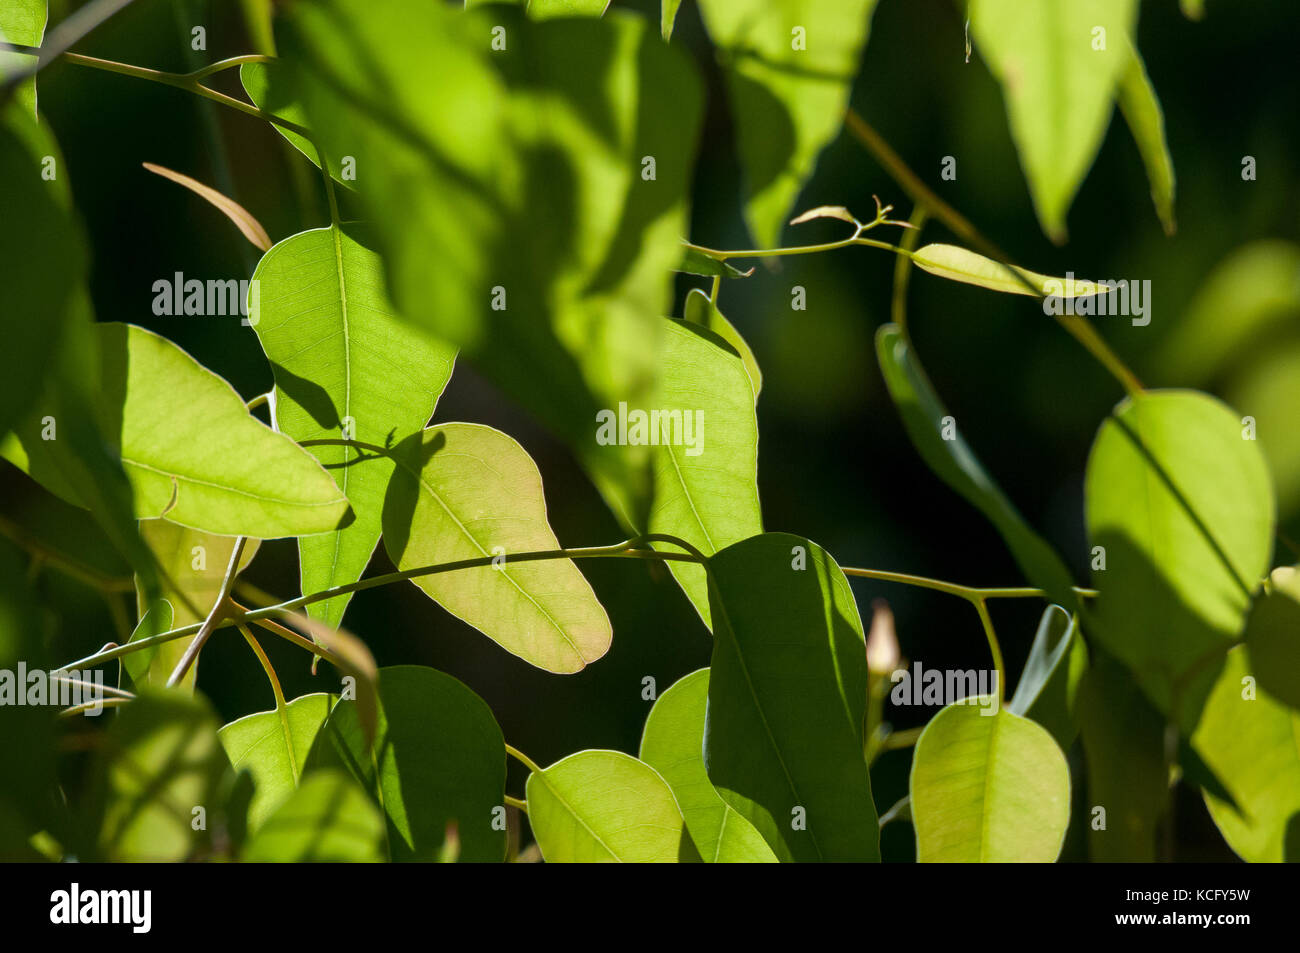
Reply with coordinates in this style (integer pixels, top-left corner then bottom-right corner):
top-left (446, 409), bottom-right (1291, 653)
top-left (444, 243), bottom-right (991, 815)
top-left (6, 0), bottom-right (1298, 861)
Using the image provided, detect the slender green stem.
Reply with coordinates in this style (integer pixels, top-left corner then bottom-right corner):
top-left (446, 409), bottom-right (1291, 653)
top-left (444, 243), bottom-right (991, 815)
top-left (879, 726), bottom-right (923, 752)
top-left (164, 537), bottom-right (248, 687)
top-left (232, 603), bottom-right (328, 665)
top-left (878, 795), bottom-right (911, 829)
top-left (892, 207), bottom-right (928, 333)
top-left (51, 674), bottom-right (134, 700)
top-left (505, 744), bottom-right (542, 775)
top-left (58, 540), bottom-right (700, 673)
top-left (844, 107), bottom-right (1143, 399)
top-left (60, 697), bottom-right (132, 718)
top-left (972, 598), bottom-right (1006, 703)
top-left (246, 391), bottom-right (271, 411)
top-left (61, 52), bottom-right (314, 141)
top-left (237, 623), bottom-right (287, 712)
top-left (688, 234), bottom-right (909, 263)
top-left (188, 54), bottom-right (272, 80)
top-left (842, 565), bottom-right (1096, 602)
top-left (710, 273), bottom-right (722, 305)
top-left (504, 795), bottom-right (528, 813)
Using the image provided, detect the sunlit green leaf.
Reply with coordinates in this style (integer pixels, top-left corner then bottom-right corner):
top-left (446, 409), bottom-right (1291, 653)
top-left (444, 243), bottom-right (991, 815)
top-left (239, 61), bottom-right (351, 186)
top-left (1116, 47), bottom-right (1176, 235)
top-left (970, 0), bottom-right (1138, 242)
top-left (0, 1), bottom-right (45, 116)
top-left (218, 693), bottom-right (333, 832)
top-left (317, 665), bottom-right (507, 862)
top-left (251, 224), bottom-right (456, 627)
top-left (910, 244), bottom-right (1103, 298)
top-left (696, 0), bottom-right (881, 247)
top-left (132, 519), bottom-right (260, 690)
top-left (7, 323), bottom-right (351, 539)
top-left (281, 2), bottom-right (703, 527)
top-left (528, 0), bottom-right (610, 18)
top-left (877, 324), bottom-right (1077, 604)
top-left (242, 768), bottom-right (385, 862)
top-left (704, 532), bottom-right (879, 861)
top-left (682, 288), bottom-right (762, 395)
top-left (1193, 646), bottom-right (1300, 863)
top-left (382, 424), bottom-right (611, 673)
top-left (910, 701), bottom-right (1070, 862)
top-left (662, 0), bottom-right (683, 40)
top-left (1084, 389), bottom-right (1274, 711)
top-left (525, 749), bottom-right (687, 862)
top-left (640, 668), bottom-right (777, 862)
top-left (648, 319), bottom-right (763, 627)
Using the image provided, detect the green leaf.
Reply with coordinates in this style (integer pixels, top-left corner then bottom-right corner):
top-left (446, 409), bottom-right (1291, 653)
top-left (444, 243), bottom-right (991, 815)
top-left (0, 104), bottom-right (79, 438)
top-left (239, 61), bottom-right (352, 186)
top-left (876, 324), bottom-right (1077, 604)
top-left (133, 519), bottom-right (260, 689)
top-left (1192, 646), bottom-right (1300, 863)
top-left (1, 307), bottom-right (157, 598)
top-left (281, 2), bottom-right (703, 528)
top-left (648, 319), bottom-right (763, 627)
top-left (910, 244), bottom-right (1104, 298)
top-left (1116, 47), bottom-right (1176, 235)
top-left (1077, 651), bottom-right (1238, 860)
top-left (1084, 389), bottom-right (1274, 711)
top-left (317, 665), bottom-right (507, 862)
top-left (528, 0), bottom-right (611, 18)
top-left (251, 224), bottom-right (456, 627)
top-left (121, 599), bottom-right (174, 689)
top-left (697, 0), bottom-right (881, 247)
top-left (7, 323), bottom-right (351, 538)
top-left (382, 424), bottom-right (610, 673)
top-left (525, 750), bottom-right (687, 862)
top-left (0, 110), bottom-right (155, 593)
top-left (969, 0), bottom-right (1138, 242)
top-left (704, 532), bottom-right (879, 861)
top-left (0, 1), bottom-right (45, 116)
top-left (242, 768), bottom-right (385, 862)
top-left (639, 669), bottom-right (777, 862)
top-left (910, 701), bottom-right (1070, 862)
top-left (0, 542), bottom-right (60, 859)
top-left (662, 0), bottom-right (683, 40)
top-left (682, 287), bottom-right (762, 395)
top-left (1243, 567), bottom-right (1300, 710)
top-left (676, 245), bottom-right (754, 280)
top-left (92, 689), bottom-right (227, 862)
top-left (218, 693), bottom-right (334, 833)
top-left (1008, 605), bottom-right (1088, 750)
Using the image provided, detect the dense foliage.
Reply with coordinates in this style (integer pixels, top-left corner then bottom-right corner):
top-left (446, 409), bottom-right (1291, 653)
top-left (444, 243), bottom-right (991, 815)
top-left (0, 0), bottom-right (1296, 864)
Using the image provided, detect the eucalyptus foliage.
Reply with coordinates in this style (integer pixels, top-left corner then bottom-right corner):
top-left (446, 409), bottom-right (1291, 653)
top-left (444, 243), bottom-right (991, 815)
top-left (0, 0), bottom-right (1293, 867)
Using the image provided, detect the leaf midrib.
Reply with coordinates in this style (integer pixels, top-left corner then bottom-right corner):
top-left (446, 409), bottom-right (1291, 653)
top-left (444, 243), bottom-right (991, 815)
top-left (709, 570), bottom-right (825, 861)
